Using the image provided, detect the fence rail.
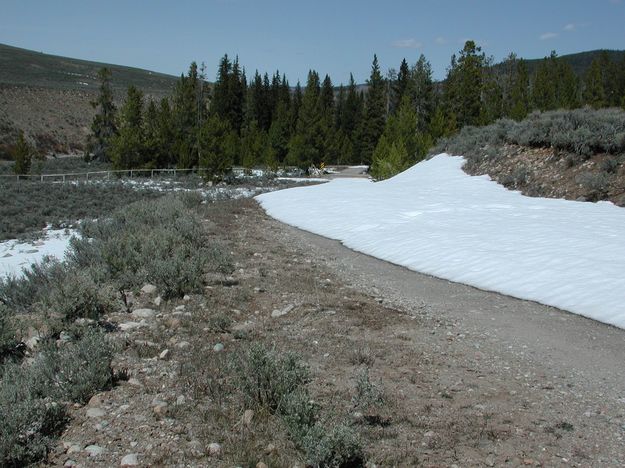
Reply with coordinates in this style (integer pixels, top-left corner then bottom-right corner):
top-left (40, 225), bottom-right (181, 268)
top-left (0, 168), bottom-right (199, 182)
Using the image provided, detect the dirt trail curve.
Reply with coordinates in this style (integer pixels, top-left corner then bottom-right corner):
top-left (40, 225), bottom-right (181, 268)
top-left (262, 199), bottom-right (625, 465)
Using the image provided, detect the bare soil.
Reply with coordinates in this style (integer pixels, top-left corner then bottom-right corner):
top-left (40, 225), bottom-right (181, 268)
top-left (46, 199), bottom-right (625, 467)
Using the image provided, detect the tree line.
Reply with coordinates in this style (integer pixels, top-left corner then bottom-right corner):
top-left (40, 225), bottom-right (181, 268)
top-left (86, 42), bottom-right (625, 180)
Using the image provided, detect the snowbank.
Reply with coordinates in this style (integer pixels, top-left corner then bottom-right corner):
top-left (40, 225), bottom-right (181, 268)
top-left (256, 154), bottom-right (625, 329)
top-left (0, 229), bottom-right (76, 278)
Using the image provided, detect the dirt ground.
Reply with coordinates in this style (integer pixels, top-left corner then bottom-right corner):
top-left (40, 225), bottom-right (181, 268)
top-left (46, 198), bottom-right (625, 467)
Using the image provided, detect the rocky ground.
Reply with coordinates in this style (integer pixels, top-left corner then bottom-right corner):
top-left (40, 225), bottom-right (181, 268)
top-left (45, 198), bottom-right (625, 467)
top-left (464, 144), bottom-right (625, 206)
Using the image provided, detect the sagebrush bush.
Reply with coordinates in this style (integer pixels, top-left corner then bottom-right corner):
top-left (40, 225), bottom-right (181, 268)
top-left (0, 257), bottom-right (67, 311)
top-left (432, 107), bottom-right (625, 165)
top-left (43, 269), bottom-right (117, 322)
top-left (0, 330), bottom-right (112, 466)
top-left (352, 367), bottom-right (385, 411)
top-left (301, 422), bottom-right (364, 468)
top-left (70, 195), bottom-right (223, 298)
top-left (0, 303), bottom-right (17, 359)
top-left (231, 343), bottom-right (310, 413)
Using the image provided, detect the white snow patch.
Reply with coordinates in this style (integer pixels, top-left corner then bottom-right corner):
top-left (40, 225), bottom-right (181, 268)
top-left (0, 228), bottom-right (76, 278)
top-left (256, 154), bottom-right (625, 329)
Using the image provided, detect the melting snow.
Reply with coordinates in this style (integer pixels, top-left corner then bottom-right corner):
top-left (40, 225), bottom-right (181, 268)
top-left (256, 154), bottom-right (625, 329)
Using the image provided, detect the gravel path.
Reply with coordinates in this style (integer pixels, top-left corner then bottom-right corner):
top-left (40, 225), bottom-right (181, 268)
top-left (265, 202), bottom-right (625, 465)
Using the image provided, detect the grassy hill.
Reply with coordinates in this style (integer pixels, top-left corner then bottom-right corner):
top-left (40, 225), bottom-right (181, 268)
top-left (499, 49), bottom-right (625, 77)
top-left (0, 42), bottom-right (178, 96)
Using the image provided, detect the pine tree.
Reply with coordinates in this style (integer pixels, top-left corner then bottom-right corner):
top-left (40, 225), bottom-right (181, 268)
top-left (268, 100), bottom-right (292, 163)
top-left (111, 86), bottom-right (145, 170)
top-left (87, 67), bottom-right (117, 162)
top-left (531, 53), bottom-right (558, 110)
top-left (557, 60), bottom-right (579, 109)
top-left (480, 57), bottom-right (503, 125)
top-left (409, 54), bottom-right (435, 133)
top-left (507, 58), bottom-right (530, 120)
top-left (444, 41), bottom-right (485, 127)
top-left (361, 54), bottom-right (386, 164)
top-left (198, 115), bottom-right (236, 181)
top-left (584, 57), bottom-right (607, 108)
top-left (12, 130), bottom-right (32, 175)
top-left (393, 58), bottom-right (410, 113)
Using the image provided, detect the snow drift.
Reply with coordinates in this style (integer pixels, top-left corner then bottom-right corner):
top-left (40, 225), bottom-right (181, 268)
top-left (256, 154), bottom-right (625, 329)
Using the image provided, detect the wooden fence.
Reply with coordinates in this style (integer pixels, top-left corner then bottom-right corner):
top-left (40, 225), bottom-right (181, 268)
top-left (0, 168), bottom-right (198, 182)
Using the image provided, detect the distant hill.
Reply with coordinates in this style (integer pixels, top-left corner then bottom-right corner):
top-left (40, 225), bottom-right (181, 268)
top-left (499, 49), bottom-right (625, 77)
top-left (0, 43), bottom-right (178, 96)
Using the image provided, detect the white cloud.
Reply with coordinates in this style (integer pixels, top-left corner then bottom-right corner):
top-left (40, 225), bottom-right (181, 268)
top-left (392, 38), bottom-right (423, 49)
top-left (435, 36), bottom-right (448, 45)
top-left (563, 23), bottom-right (576, 31)
top-left (540, 32), bottom-right (558, 40)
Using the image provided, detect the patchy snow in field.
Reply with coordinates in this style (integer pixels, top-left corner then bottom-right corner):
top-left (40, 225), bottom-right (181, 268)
top-left (0, 228), bottom-right (76, 278)
top-left (277, 177), bottom-right (329, 183)
top-left (257, 153), bottom-right (625, 329)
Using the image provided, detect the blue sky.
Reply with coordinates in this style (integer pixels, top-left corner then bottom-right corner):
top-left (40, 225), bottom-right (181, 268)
top-left (1, 0), bottom-right (623, 84)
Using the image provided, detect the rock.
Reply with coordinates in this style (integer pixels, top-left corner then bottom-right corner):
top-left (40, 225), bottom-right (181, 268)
top-left (59, 331), bottom-right (72, 342)
top-left (154, 296), bottom-right (163, 307)
top-left (257, 463), bottom-right (268, 468)
top-left (213, 343), bottom-right (224, 352)
top-left (132, 308), bottom-right (156, 319)
top-left (86, 407), bottom-right (106, 418)
top-left (85, 445), bottom-right (105, 457)
top-left (121, 453), bottom-right (139, 466)
top-left (352, 411), bottom-right (364, 422)
top-left (271, 304), bottom-right (295, 318)
top-left (25, 333), bottom-right (42, 351)
top-left (64, 460), bottom-right (77, 467)
top-left (159, 349), bottom-right (170, 360)
top-left (207, 442), bottom-right (222, 456)
top-left (165, 318), bottom-right (181, 329)
top-left (127, 378), bottom-right (143, 387)
top-left (119, 321), bottom-right (143, 331)
top-left (183, 294), bottom-right (191, 302)
top-left (153, 402), bottom-right (169, 416)
top-left (424, 430), bottom-right (436, 438)
top-left (67, 444), bottom-right (82, 454)
top-left (264, 443), bottom-right (276, 455)
top-left (242, 409), bottom-right (254, 427)
top-left (141, 284), bottom-right (157, 295)
top-left (175, 305), bottom-right (186, 312)
top-left (176, 341), bottom-right (191, 349)
top-left (176, 395), bottom-right (186, 406)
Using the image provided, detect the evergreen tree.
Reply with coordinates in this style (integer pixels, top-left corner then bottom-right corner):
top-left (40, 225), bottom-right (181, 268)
top-left (12, 130), bottom-right (32, 175)
top-left (531, 53), bottom-right (558, 110)
top-left (172, 62), bottom-right (204, 168)
top-left (87, 67), bottom-right (117, 162)
top-left (198, 115), bottom-right (236, 181)
top-left (480, 56), bottom-right (503, 125)
top-left (507, 58), bottom-right (530, 120)
top-left (557, 60), bottom-right (579, 109)
top-left (408, 54), bottom-right (435, 133)
top-left (241, 120), bottom-right (267, 168)
top-left (584, 57), bottom-right (607, 108)
top-left (111, 86), bottom-right (145, 170)
top-left (268, 100), bottom-right (292, 163)
top-left (393, 58), bottom-right (410, 114)
top-left (361, 54), bottom-right (386, 164)
top-left (444, 41), bottom-right (485, 127)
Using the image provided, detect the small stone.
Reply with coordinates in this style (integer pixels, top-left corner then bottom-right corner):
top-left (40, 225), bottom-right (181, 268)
top-left (153, 402), bottom-right (169, 416)
top-left (64, 460), bottom-right (77, 467)
top-left (176, 341), bottom-right (191, 349)
top-left (119, 322), bottom-right (143, 331)
top-left (264, 443), bottom-right (276, 455)
top-left (352, 411), bottom-right (364, 421)
top-left (132, 308), bottom-right (156, 319)
top-left (154, 296), bottom-right (163, 307)
top-left (271, 304), bottom-right (295, 318)
top-left (86, 407), bottom-right (105, 418)
top-left (165, 317), bottom-right (181, 328)
top-left (67, 444), bottom-right (81, 454)
top-left (141, 284), bottom-right (157, 295)
top-left (159, 349), bottom-right (170, 360)
top-left (127, 378), bottom-right (143, 387)
top-left (242, 409), bottom-right (254, 427)
top-left (121, 453), bottom-right (139, 466)
top-left (175, 305), bottom-right (186, 312)
top-left (257, 463), bottom-right (268, 468)
top-left (207, 442), bottom-right (222, 456)
top-left (59, 331), bottom-right (72, 342)
top-left (176, 395), bottom-right (185, 406)
top-left (213, 343), bottom-right (224, 352)
top-left (85, 444), bottom-right (105, 457)
top-left (424, 430), bottom-right (436, 438)
top-left (183, 294), bottom-right (191, 302)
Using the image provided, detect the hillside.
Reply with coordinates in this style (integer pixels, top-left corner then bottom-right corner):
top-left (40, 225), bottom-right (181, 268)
top-left (522, 49), bottom-right (625, 77)
top-left (0, 43), bottom-right (178, 95)
top-left (0, 43), bottom-right (179, 157)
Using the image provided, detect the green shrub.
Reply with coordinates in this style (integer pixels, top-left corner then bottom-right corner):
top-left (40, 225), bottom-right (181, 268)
top-left (43, 269), bottom-right (117, 322)
top-left (231, 343), bottom-right (310, 413)
top-left (301, 422), bottom-right (364, 468)
top-left (30, 329), bottom-right (114, 404)
top-left (352, 367), bottom-right (385, 411)
top-left (0, 304), bottom-right (17, 360)
top-left (281, 389), bottom-right (320, 443)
